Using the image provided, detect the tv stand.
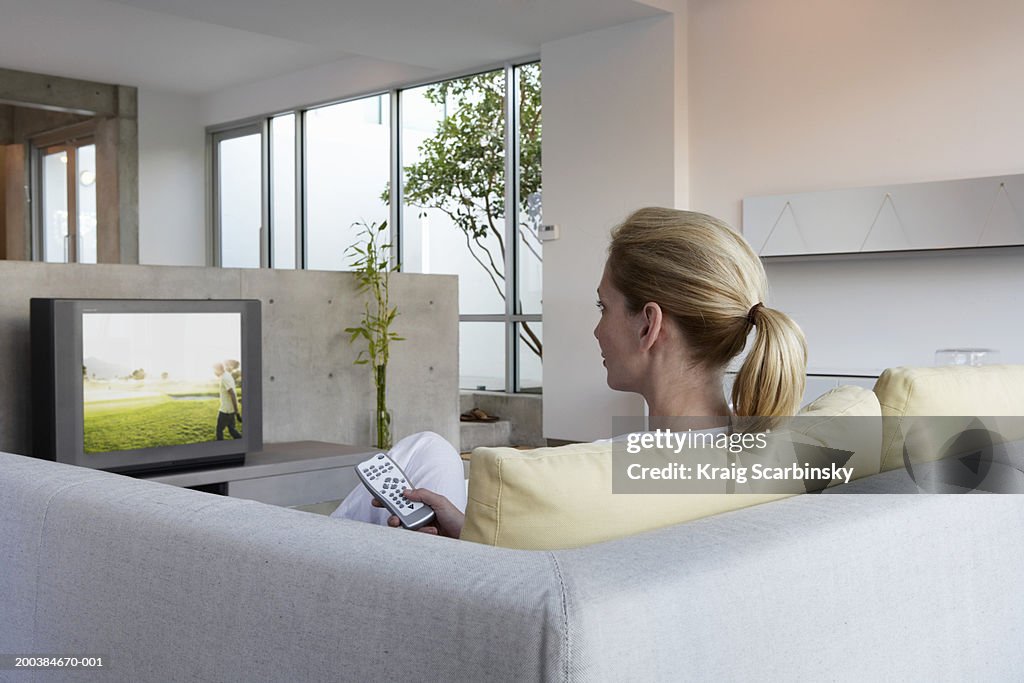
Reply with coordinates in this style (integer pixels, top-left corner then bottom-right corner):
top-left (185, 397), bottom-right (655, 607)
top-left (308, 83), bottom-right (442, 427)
top-left (139, 441), bottom-right (378, 508)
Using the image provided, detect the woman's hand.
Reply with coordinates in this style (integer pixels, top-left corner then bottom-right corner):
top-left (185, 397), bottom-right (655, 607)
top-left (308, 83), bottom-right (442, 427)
top-left (371, 488), bottom-right (465, 539)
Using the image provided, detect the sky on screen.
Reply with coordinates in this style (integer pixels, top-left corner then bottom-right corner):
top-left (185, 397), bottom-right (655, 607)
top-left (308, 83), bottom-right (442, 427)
top-left (83, 313), bottom-right (241, 382)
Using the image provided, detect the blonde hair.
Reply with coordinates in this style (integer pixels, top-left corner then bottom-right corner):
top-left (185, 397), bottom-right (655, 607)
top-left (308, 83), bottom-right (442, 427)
top-left (607, 207), bottom-right (807, 429)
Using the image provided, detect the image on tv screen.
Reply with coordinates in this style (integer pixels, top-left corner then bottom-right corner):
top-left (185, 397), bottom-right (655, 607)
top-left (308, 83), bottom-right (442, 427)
top-left (82, 312), bottom-right (243, 454)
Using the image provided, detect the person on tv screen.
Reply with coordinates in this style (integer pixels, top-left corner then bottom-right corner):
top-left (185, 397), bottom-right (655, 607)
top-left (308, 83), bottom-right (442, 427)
top-left (332, 207), bottom-right (808, 537)
top-left (213, 361), bottom-right (242, 440)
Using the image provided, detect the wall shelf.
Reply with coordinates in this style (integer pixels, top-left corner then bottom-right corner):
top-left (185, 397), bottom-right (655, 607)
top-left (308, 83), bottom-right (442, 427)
top-left (744, 173), bottom-right (1024, 257)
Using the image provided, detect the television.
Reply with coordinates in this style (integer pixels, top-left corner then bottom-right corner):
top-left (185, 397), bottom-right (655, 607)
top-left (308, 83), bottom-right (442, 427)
top-left (31, 298), bottom-right (263, 475)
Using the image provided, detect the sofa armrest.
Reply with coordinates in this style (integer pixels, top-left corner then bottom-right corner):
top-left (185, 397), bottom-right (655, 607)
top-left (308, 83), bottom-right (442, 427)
top-left (551, 489), bottom-right (1024, 681)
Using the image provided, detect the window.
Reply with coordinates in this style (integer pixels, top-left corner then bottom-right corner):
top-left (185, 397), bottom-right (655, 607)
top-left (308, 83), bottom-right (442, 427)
top-left (35, 136), bottom-right (97, 264)
top-left (306, 96), bottom-right (390, 271)
top-left (212, 126), bottom-right (262, 269)
top-left (209, 61), bottom-right (541, 392)
top-left (270, 114), bottom-right (297, 269)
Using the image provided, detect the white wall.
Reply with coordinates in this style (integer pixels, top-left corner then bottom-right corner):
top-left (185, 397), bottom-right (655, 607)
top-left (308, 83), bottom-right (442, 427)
top-left (200, 55), bottom-right (434, 126)
top-left (541, 15), bottom-right (685, 441)
top-left (688, 0), bottom-right (1024, 372)
top-left (138, 88), bottom-right (207, 266)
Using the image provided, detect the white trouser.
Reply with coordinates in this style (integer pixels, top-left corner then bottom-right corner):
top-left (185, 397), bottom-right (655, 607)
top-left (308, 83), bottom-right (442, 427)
top-left (330, 431), bottom-right (467, 525)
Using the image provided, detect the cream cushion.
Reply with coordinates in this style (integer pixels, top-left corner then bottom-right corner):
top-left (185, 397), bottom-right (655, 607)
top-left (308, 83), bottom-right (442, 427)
top-left (461, 385), bottom-right (881, 550)
top-left (874, 364), bottom-right (1024, 472)
top-left (796, 384), bottom-right (884, 476)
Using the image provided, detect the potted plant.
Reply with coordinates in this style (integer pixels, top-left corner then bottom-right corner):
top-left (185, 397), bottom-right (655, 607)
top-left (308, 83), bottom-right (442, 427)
top-left (345, 220), bottom-right (402, 449)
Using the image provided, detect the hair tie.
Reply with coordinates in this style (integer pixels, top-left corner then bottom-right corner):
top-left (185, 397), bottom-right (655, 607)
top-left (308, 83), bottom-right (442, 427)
top-left (747, 302), bottom-right (763, 325)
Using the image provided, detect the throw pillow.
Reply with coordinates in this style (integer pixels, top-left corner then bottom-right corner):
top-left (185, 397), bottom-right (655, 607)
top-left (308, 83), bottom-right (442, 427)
top-left (461, 385), bottom-right (881, 550)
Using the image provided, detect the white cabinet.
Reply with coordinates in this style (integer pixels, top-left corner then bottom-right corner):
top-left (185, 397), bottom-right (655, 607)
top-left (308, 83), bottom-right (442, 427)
top-left (744, 174), bottom-right (1024, 257)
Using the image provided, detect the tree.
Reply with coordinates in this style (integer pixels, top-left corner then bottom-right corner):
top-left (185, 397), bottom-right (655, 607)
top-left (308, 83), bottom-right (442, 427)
top-left (131, 368), bottom-right (145, 380)
top-left (396, 65), bottom-right (542, 359)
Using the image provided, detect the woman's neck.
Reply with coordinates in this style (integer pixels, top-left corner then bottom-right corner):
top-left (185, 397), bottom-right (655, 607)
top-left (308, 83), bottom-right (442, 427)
top-left (642, 368), bottom-right (731, 431)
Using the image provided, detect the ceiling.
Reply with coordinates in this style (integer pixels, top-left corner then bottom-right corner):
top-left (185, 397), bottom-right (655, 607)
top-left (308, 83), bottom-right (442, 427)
top-left (0, 0), bottom-right (667, 95)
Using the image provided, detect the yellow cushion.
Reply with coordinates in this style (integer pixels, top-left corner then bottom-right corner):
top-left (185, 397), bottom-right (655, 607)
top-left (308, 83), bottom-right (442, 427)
top-left (461, 385), bottom-right (881, 550)
top-left (795, 385), bottom-right (883, 476)
top-left (874, 365), bottom-right (1024, 471)
top-left (460, 441), bottom-right (787, 550)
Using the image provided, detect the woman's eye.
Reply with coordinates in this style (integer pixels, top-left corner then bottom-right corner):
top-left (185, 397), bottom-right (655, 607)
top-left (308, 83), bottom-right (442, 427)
top-left (596, 300), bottom-right (605, 312)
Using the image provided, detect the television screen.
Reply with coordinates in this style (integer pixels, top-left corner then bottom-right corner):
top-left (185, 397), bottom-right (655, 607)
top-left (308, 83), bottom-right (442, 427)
top-left (82, 312), bottom-right (244, 454)
top-left (31, 298), bottom-right (262, 475)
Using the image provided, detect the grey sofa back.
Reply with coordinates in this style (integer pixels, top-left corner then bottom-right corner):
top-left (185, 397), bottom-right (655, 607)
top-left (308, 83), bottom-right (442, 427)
top-left (3, 451), bottom-right (1024, 682)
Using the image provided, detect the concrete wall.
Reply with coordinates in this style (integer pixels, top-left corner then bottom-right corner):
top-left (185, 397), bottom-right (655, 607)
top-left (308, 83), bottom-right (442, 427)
top-left (0, 262), bottom-right (458, 457)
top-left (540, 15), bottom-right (685, 441)
top-left (688, 0), bottom-right (1024, 373)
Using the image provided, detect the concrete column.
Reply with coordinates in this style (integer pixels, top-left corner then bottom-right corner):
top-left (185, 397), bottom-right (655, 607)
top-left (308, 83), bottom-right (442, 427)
top-left (3, 144), bottom-right (29, 260)
top-left (95, 118), bottom-right (121, 263)
top-left (116, 86), bottom-right (139, 265)
top-left (0, 145), bottom-right (6, 259)
top-left (0, 106), bottom-right (12, 143)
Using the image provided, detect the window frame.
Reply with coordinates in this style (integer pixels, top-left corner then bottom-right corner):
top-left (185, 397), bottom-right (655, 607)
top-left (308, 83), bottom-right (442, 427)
top-left (207, 58), bottom-right (541, 393)
top-left (30, 121), bottom-right (98, 264)
top-left (210, 122), bottom-right (266, 268)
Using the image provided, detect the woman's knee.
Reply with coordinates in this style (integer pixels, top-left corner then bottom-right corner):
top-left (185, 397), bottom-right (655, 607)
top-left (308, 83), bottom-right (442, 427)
top-left (390, 431), bottom-right (458, 466)
top-left (396, 430), bottom-right (456, 454)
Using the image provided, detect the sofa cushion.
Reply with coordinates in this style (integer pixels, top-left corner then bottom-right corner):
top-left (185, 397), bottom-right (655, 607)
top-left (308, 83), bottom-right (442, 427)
top-left (461, 385), bottom-right (881, 550)
top-left (874, 365), bottom-right (1024, 472)
top-left (795, 385), bottom-right (883, 475)
top-left (801, 384), bottom-right (880, 418)
top-left (460, 441), bottom-right (788, 550)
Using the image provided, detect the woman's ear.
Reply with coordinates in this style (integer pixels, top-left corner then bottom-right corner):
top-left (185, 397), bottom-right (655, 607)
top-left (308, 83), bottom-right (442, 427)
top-left (638, 302), bottom-right (664, 351)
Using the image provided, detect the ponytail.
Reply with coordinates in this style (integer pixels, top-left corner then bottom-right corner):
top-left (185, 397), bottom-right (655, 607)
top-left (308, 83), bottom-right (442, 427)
top-left (731, 305), bottom-right (807, 431)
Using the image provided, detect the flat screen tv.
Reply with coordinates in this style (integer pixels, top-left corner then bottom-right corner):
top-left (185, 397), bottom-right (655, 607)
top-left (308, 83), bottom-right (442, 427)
top-left (31, 298), bottom-right (263, 475)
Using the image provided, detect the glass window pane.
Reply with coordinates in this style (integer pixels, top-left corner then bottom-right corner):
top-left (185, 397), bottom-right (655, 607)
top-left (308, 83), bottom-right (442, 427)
top-left (401, 71), bottom-right (507, 314)
top-left (460, 322), bottom-right (505, 391)
top-left (77, 144), bottom-right (97, 264)
top-left (517, 321), bottom-right (542, 392)
top-left (270, 115), bottom-right (296, 269)
top-left (42, 149), bottom-right (69, 263)
top-left (305, 96), bottom-right (390, 271)
top-left (517, 62), bottom-right (542, 316)
top-left (218, 133), bottom-right (262, 268)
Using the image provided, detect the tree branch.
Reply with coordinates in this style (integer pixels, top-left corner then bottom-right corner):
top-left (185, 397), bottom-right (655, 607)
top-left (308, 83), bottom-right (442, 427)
top-left (463, 229), bottom-right (506, 300)
top-left (520, 321), bottom-right (542, 358)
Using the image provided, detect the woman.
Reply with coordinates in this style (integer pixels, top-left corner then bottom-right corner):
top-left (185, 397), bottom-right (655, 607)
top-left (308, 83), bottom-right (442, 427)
top-left (332, 207), bottom-right (807, 537)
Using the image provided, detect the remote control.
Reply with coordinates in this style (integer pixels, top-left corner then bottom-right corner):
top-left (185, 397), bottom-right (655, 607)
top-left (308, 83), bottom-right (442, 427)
top-left (355, 453), bottom-right (436, 530)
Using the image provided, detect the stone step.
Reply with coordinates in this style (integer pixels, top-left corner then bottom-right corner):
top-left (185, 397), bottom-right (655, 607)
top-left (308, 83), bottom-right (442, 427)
top-left (460, 419), bottom-right (512, 453)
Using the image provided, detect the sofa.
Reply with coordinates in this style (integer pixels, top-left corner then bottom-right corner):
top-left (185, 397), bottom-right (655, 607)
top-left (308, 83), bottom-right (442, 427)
top-left (3, 366), bottom-right (1024, 682)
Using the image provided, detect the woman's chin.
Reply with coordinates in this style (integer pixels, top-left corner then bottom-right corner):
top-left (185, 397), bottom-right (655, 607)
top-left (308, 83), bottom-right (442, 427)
top-left (604, 374), bottom-right (626, 392)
